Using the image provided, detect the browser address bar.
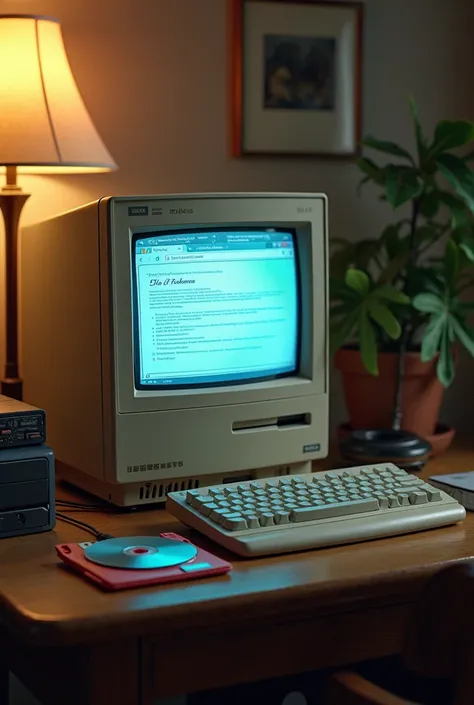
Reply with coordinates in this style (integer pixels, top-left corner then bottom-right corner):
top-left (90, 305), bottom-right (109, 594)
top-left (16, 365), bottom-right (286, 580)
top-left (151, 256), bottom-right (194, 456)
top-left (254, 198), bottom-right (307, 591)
top-left (161, 250), bottom-right (291, 262)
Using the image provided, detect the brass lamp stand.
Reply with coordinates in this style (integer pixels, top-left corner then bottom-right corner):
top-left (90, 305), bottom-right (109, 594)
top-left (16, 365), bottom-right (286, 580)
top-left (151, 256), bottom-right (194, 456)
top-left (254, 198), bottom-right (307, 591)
top-left (0, 166), bottom-right (29, 401)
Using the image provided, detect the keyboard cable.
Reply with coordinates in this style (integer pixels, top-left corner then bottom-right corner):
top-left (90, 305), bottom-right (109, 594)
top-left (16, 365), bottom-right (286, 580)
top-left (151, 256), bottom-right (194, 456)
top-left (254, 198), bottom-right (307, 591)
top-left (56, 511), bottom-right (114, 542)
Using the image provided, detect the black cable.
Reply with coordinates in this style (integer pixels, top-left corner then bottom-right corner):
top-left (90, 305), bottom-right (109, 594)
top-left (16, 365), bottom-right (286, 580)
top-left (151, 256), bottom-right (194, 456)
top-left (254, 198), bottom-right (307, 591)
top-left (56, 511), bottom-right (114, 541)
top-left (56, 499), bottom-right (110, 511)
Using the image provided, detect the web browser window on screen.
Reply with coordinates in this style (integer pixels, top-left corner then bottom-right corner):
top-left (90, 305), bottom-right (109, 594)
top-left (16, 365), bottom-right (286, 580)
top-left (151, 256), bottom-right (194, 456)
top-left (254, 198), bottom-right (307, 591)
top-left (133, 229), bottom-right (299, 388)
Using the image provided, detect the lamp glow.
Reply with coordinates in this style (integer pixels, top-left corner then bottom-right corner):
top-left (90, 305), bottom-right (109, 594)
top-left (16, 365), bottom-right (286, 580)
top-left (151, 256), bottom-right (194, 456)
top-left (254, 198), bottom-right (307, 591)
top-left (0, 14), bottom-right (117, 400)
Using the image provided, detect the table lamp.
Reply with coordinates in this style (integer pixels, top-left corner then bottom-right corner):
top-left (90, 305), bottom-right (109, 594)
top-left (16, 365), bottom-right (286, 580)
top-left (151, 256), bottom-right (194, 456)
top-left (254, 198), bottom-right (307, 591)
top-left (0, 14), bottom-right (117, 401)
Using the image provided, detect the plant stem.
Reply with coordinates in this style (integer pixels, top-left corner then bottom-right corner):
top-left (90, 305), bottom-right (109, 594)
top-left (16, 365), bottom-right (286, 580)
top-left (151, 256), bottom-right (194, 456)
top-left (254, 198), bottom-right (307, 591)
top-left (391, 197), bottom-right (421, 430)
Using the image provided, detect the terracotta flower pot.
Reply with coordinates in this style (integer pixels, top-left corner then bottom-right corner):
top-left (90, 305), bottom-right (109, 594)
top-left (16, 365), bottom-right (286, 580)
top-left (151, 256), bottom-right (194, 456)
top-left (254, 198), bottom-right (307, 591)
top-left (334, 348), bottom-right (445, 438)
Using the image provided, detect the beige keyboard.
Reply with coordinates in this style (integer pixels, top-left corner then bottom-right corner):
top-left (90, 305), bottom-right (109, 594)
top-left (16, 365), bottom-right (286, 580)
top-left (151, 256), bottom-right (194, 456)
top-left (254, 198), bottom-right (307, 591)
top-left (166, 463), bottom-right (466, 557)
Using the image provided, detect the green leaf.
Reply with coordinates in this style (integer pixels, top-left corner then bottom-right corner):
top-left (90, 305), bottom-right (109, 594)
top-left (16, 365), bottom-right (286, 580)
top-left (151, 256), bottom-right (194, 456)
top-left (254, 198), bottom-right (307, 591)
top-left (414, 225), bottom-right (438, 247)
top-left (362, 135), bottom-right (414, 163)
top-left (368, 300), bottom-right (401, 339)
top-left (409, 97), bottom-right (428, 164)
top-left (358, 310), bottom-right (378, 375)
top-left (436, 191), bottom-right (470, 228)
top-left (452, 209), bottom-right (470, 230)
top-left (375, 285), bottom-right (410, 304)
top-left (330, 302), bottom-right (357, 318)
top-left (449, 315), bottom-right (474, 356)
top-left (330, 277), bottom-right (360, 301)
top-left (355, 157), bottom-right (386, 186)
top-left (419, 191), bottom-right (440, 218)
top-left (385, 166), bottom-right (422, 209)
top-left (412, 268), bottom-right (445, 295)
top-left (421, 313), bottom-right (445, 361)
top-left (377, 253), bottom-right (410, 285)
top-left (445, 239), bottom-right (460, 288)
top-left (436, 153), bottom-right (474, 213)
top-left (345, 268), bottom-right (369, 296)
top-left (437, 325), bottom-right (455, 386)
top-left (430, 120), bottom-right (474, 157)
top-left (329, 309), bottom-right (359, 356)
top-left (412, 292), bottom-right (445, 313)
top-left (382, 224), bottom-right (403, 259)
top-left (352, 239), bottom-right (384, 269)
top-left (464, 148), bottom-right (474, 162)
top-left (458, 240), bottom-right (474, 262)
top-left (454, 226), bottom-right (474, 262)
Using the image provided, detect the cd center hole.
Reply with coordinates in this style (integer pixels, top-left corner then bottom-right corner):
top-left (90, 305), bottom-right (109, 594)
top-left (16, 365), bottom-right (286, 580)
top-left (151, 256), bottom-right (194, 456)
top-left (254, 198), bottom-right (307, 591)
top-left (132, 548), bottom-right (149, 554)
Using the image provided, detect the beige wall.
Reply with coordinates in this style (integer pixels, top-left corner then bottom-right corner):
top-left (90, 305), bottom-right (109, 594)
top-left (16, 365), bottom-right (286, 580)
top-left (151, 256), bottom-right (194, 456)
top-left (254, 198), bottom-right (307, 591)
top-left (1, 0), bottom-right (473, 438)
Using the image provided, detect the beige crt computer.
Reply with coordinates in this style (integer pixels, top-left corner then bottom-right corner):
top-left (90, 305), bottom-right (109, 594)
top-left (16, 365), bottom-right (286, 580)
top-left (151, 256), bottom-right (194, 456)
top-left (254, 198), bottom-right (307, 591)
top-left (20, 193), bottom-right (328, 506)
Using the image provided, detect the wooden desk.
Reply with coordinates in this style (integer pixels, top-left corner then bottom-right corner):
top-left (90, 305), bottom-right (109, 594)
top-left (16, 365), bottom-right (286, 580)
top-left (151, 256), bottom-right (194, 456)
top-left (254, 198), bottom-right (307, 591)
top-left (1, 446), bottom-right (474, 705)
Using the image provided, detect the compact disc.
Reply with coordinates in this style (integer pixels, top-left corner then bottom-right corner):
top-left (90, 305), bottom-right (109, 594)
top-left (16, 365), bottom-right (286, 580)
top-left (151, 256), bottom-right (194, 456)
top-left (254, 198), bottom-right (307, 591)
top-left (84, 536), bottom-right (198, 569)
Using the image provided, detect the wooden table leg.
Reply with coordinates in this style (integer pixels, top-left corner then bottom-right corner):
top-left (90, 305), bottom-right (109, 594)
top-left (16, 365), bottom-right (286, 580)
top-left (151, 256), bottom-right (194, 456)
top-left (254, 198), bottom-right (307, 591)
top-left (83, 641), bottom-right (141, 705)
top-left (0, 634), bottom-right (141, 705)
top-left (0, 664), bottom-right (9, 705)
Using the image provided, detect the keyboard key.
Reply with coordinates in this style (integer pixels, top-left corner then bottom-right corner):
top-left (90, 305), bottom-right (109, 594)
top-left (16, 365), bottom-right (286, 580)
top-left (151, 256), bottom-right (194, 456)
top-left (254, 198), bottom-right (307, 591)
top-left (242, 504), bottom-right (256, 512)
top-left (290, 498), bottom-right (379, 522)
top-left (210, 507), bottom-right (231, 523)
top-left (271, 505), bottom-right (285, 514)
top-left (426, 487), bottom-right (442, 502)
top-left (186, 489), bottom-right (201, 503)
top-left (199, 502), bottom-right (219, 516)
top-left (393, 485), bottom-right (426, 494)
top-left (275, 511), bottom-right (290, 525)
top-left (189, 495), bottom-right (213, 509)
top-left (409, 491), bottom-right (428, 505)
top-left (260, 512), bottom-right (275, 527)
top-left (246, 515), bottom-right (261, 529)
top-left (284, 502), bottom-right (299, 511)
top-left (223, 516), bottom-right (248, 531)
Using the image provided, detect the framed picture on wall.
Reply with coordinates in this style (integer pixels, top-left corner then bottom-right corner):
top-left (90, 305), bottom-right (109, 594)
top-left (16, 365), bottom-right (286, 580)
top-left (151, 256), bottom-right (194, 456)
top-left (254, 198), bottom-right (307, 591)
top-left (231, 0), bottom-right (363, 157)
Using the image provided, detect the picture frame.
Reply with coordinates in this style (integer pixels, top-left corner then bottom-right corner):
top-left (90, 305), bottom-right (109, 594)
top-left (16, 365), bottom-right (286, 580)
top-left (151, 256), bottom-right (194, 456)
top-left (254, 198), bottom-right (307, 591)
top-left (231, 0), bottom-right (363, 158)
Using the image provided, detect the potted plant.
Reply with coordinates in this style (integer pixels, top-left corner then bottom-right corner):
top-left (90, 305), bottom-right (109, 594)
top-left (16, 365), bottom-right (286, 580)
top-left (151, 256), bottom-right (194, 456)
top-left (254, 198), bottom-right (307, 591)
top-left (331, 99), bottom-right (474, 454)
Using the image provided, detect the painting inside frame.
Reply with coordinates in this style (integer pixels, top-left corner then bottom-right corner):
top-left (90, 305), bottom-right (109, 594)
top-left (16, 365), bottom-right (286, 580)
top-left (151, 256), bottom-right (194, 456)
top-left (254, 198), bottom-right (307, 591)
top-left (232, 0), bottom-right (363, 157)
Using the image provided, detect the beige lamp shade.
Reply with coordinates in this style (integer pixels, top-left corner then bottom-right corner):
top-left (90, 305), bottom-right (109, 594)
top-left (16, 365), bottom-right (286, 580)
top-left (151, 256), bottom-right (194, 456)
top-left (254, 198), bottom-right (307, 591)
top-left (0, 14), bottom-right (117, 174)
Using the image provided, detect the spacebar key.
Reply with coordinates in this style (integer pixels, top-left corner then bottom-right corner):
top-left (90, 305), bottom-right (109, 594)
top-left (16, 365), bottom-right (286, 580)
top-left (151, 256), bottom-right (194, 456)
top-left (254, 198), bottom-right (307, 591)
top-left (290, 498), bottom-right (380, 522)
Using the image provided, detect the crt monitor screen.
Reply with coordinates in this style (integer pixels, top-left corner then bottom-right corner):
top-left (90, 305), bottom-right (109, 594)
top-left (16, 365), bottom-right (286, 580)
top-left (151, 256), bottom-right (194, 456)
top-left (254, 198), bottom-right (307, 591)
top-left (131, 227), bottom-right (300, 389)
